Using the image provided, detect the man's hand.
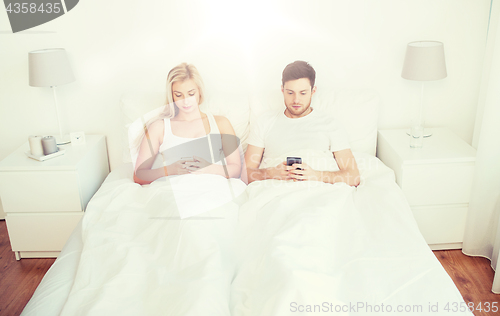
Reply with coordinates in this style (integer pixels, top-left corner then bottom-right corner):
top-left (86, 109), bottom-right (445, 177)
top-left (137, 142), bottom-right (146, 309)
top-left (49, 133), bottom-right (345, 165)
top-left (286, 162), bottom-right (321, 182)
top-left (265, 161), bottom-right (291, 181)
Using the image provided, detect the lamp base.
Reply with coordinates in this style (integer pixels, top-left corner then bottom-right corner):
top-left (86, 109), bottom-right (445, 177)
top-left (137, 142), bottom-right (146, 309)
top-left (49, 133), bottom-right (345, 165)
top-left (55, 135), bottom-right (71, 145)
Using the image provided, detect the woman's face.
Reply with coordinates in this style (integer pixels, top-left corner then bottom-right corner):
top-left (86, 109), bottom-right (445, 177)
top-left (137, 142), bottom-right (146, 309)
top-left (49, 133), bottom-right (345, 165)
top-left (172, 79), bottom-right (200, 114)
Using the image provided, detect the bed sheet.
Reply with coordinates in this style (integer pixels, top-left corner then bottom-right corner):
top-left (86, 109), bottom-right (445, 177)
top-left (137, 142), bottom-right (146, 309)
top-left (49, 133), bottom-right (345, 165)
top-left (21, 154), bottom-right (472, 316)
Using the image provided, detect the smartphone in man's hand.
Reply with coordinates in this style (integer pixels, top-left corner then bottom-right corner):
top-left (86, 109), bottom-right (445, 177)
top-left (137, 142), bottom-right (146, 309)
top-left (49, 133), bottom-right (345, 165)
top-left (286, 157), bottom-right (302, 170)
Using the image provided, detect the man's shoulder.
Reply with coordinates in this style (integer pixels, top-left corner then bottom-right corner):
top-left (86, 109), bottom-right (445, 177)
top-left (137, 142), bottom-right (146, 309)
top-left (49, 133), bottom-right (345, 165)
top-left (311, 108), bottom-right (332, 118)
top-left (253, 110), bottom-right (281, 125)
top-left (309, 109), bottom-right (347, 131)
top-left (310, 109), bottom-right (336, 123)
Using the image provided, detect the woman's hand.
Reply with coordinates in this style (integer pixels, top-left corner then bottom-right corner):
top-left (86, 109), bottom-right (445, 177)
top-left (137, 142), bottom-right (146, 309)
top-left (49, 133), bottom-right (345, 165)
top-left (166, 158), bottom-right (195, 175)
top-left (185, 156), bottom-right (220, 175)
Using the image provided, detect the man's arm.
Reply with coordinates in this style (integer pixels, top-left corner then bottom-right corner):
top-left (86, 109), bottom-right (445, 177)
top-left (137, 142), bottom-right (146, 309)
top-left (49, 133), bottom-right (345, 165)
top-left (244, 145), bottom-right (289, 184)
top-left (326, 149), bottom-right (360, 186)
top-left (287, 149), bottom-right (360, 186)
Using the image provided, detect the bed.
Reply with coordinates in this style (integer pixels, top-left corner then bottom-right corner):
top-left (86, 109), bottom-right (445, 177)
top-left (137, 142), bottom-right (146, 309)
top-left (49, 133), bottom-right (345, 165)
top-left (21, 88), bottom-right (472, 315)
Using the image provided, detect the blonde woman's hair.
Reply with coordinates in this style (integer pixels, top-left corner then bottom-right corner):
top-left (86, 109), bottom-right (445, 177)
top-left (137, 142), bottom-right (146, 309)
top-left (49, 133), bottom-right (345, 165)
top-left (166, 63), bottom-right (205, 111)
top-left (130, 63), bottom-right (205, 166)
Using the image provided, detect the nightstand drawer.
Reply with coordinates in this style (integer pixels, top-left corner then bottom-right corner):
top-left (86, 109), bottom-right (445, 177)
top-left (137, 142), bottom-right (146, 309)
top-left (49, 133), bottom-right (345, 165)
top-left (6, 212), bottom-right (83, 252)
top-left (0, 171), bottom-right (82, 213)
top-left (401, 162), bottom-right (475, 206)
top-left (411, 205), bottom-right (468, 245)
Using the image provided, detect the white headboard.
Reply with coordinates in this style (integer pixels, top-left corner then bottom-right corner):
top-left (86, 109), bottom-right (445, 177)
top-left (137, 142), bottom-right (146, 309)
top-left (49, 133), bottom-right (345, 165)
top-left (119, 88), bottom-right (380, 164)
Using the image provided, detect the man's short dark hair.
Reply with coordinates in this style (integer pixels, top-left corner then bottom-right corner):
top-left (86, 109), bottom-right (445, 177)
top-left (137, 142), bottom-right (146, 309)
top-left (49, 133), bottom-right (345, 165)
top-left (282, 61), bottom-right (316, 88)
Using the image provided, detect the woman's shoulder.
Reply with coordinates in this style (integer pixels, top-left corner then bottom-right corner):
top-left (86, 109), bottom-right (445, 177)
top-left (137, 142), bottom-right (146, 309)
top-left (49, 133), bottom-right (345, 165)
top-left (149, 118), bottom-right (165, 130)
top-left (213, 115), bottom-right (234, 134)
top-left (147, 119), bottom-right (165, 142)
top-left (213, 114), bottom-right (230, 124)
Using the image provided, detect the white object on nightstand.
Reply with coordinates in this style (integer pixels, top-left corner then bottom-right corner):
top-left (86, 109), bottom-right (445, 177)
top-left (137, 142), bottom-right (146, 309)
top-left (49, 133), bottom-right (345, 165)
top-left (70, 131), bottom-right (86, 145)
top-left (0, 135), bottom-right (109, 260)
top-left (377, 128), bottom-right (476, 250)
top-left (25, 147), bottom-right (66, 161)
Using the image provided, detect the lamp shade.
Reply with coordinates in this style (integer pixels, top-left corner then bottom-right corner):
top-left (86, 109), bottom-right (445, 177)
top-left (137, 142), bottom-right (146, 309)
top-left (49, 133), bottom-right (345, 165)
top-left (401, 41), bottom-right (447, 81)
top-left (29, 48), bottom-right (75, 87)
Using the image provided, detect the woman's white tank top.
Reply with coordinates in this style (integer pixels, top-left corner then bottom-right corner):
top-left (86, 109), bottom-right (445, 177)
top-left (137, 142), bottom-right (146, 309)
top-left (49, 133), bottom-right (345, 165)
top-left (151, 112), bottom-right (223, 169)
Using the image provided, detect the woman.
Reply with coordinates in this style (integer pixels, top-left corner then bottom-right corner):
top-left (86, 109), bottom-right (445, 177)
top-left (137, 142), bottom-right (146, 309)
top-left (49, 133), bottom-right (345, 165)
top-left (133, 63), bottom-right (242, 185)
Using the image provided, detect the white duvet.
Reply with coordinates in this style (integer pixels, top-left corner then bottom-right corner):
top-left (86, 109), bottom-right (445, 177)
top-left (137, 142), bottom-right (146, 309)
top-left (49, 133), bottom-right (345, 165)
top-left (231, 153), bottom-right (471, 315)
top-left (59, 175), bottom-right (247, 316)
top-left (28, 152), bottom-right (471, 316)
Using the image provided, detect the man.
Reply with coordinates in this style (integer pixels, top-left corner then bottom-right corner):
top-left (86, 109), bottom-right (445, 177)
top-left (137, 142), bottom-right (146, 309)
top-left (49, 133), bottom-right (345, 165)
top-left (244, 61), bottom-right (360, 186)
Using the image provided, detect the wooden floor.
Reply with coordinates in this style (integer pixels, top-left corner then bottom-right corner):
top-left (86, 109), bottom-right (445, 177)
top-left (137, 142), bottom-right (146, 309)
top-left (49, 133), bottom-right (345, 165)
top-left (1, 220), bottom-right (499, 316)
top-left (435, 250), bottom-right (500, 316)
top-left (0, 220), bottom-right (56, 316)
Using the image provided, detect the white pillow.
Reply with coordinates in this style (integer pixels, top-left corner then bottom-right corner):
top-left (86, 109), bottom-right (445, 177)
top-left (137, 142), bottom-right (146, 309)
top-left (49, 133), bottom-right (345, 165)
top-left (316, 89), bottom-right (380, 156)
top-left (119, 90), bottom-right (250, 163)
top-left (202, 91), bottom-right (250, 151)
top-left (119, 90), bottom-right (166, 164)
top-left (248, 89), bottom-right (380, 156)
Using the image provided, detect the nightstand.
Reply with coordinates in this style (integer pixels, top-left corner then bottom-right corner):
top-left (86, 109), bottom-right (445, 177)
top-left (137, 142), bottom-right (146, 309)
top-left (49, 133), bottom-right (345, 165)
top-left (377, 128), bottom-right (476, 250)
top-left (0, 135), bottom-right (109, 260)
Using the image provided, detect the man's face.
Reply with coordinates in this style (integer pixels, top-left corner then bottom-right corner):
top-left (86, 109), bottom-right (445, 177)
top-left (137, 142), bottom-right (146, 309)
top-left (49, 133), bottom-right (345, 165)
top-left (281, 78), bottom-right (317, 118)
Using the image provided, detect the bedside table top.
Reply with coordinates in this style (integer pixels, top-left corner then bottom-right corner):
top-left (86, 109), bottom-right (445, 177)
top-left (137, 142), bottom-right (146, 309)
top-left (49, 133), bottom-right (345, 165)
top-left (378, 128), bottom-right (476, 165)
top-left (0, 135), bottom-right (106, 171)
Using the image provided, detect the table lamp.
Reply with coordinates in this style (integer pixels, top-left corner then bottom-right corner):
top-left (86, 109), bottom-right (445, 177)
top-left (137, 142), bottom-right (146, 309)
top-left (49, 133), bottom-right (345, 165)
top-left (401, 41), bottom-right (447, 147)
top-left (29, 48), bottom-right (75, 145)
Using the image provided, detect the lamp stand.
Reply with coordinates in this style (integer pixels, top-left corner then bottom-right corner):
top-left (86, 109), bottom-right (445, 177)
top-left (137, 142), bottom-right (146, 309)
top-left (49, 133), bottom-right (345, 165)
top-left (418, 82), bottom-right (432, 138)
top-left (407, 82), bottom-right (432, 139)
top-left (51, 86), bottom-right (71, 145)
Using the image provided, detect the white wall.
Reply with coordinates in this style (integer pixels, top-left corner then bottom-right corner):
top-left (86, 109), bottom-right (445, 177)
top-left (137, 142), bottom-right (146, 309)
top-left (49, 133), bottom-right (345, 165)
top-left (0, 0), bottom-right (490, 170)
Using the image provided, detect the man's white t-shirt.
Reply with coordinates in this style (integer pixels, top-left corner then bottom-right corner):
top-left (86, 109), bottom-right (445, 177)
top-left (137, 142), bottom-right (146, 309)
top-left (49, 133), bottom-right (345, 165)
top-left (247, 108), bottom-right (350, 169)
